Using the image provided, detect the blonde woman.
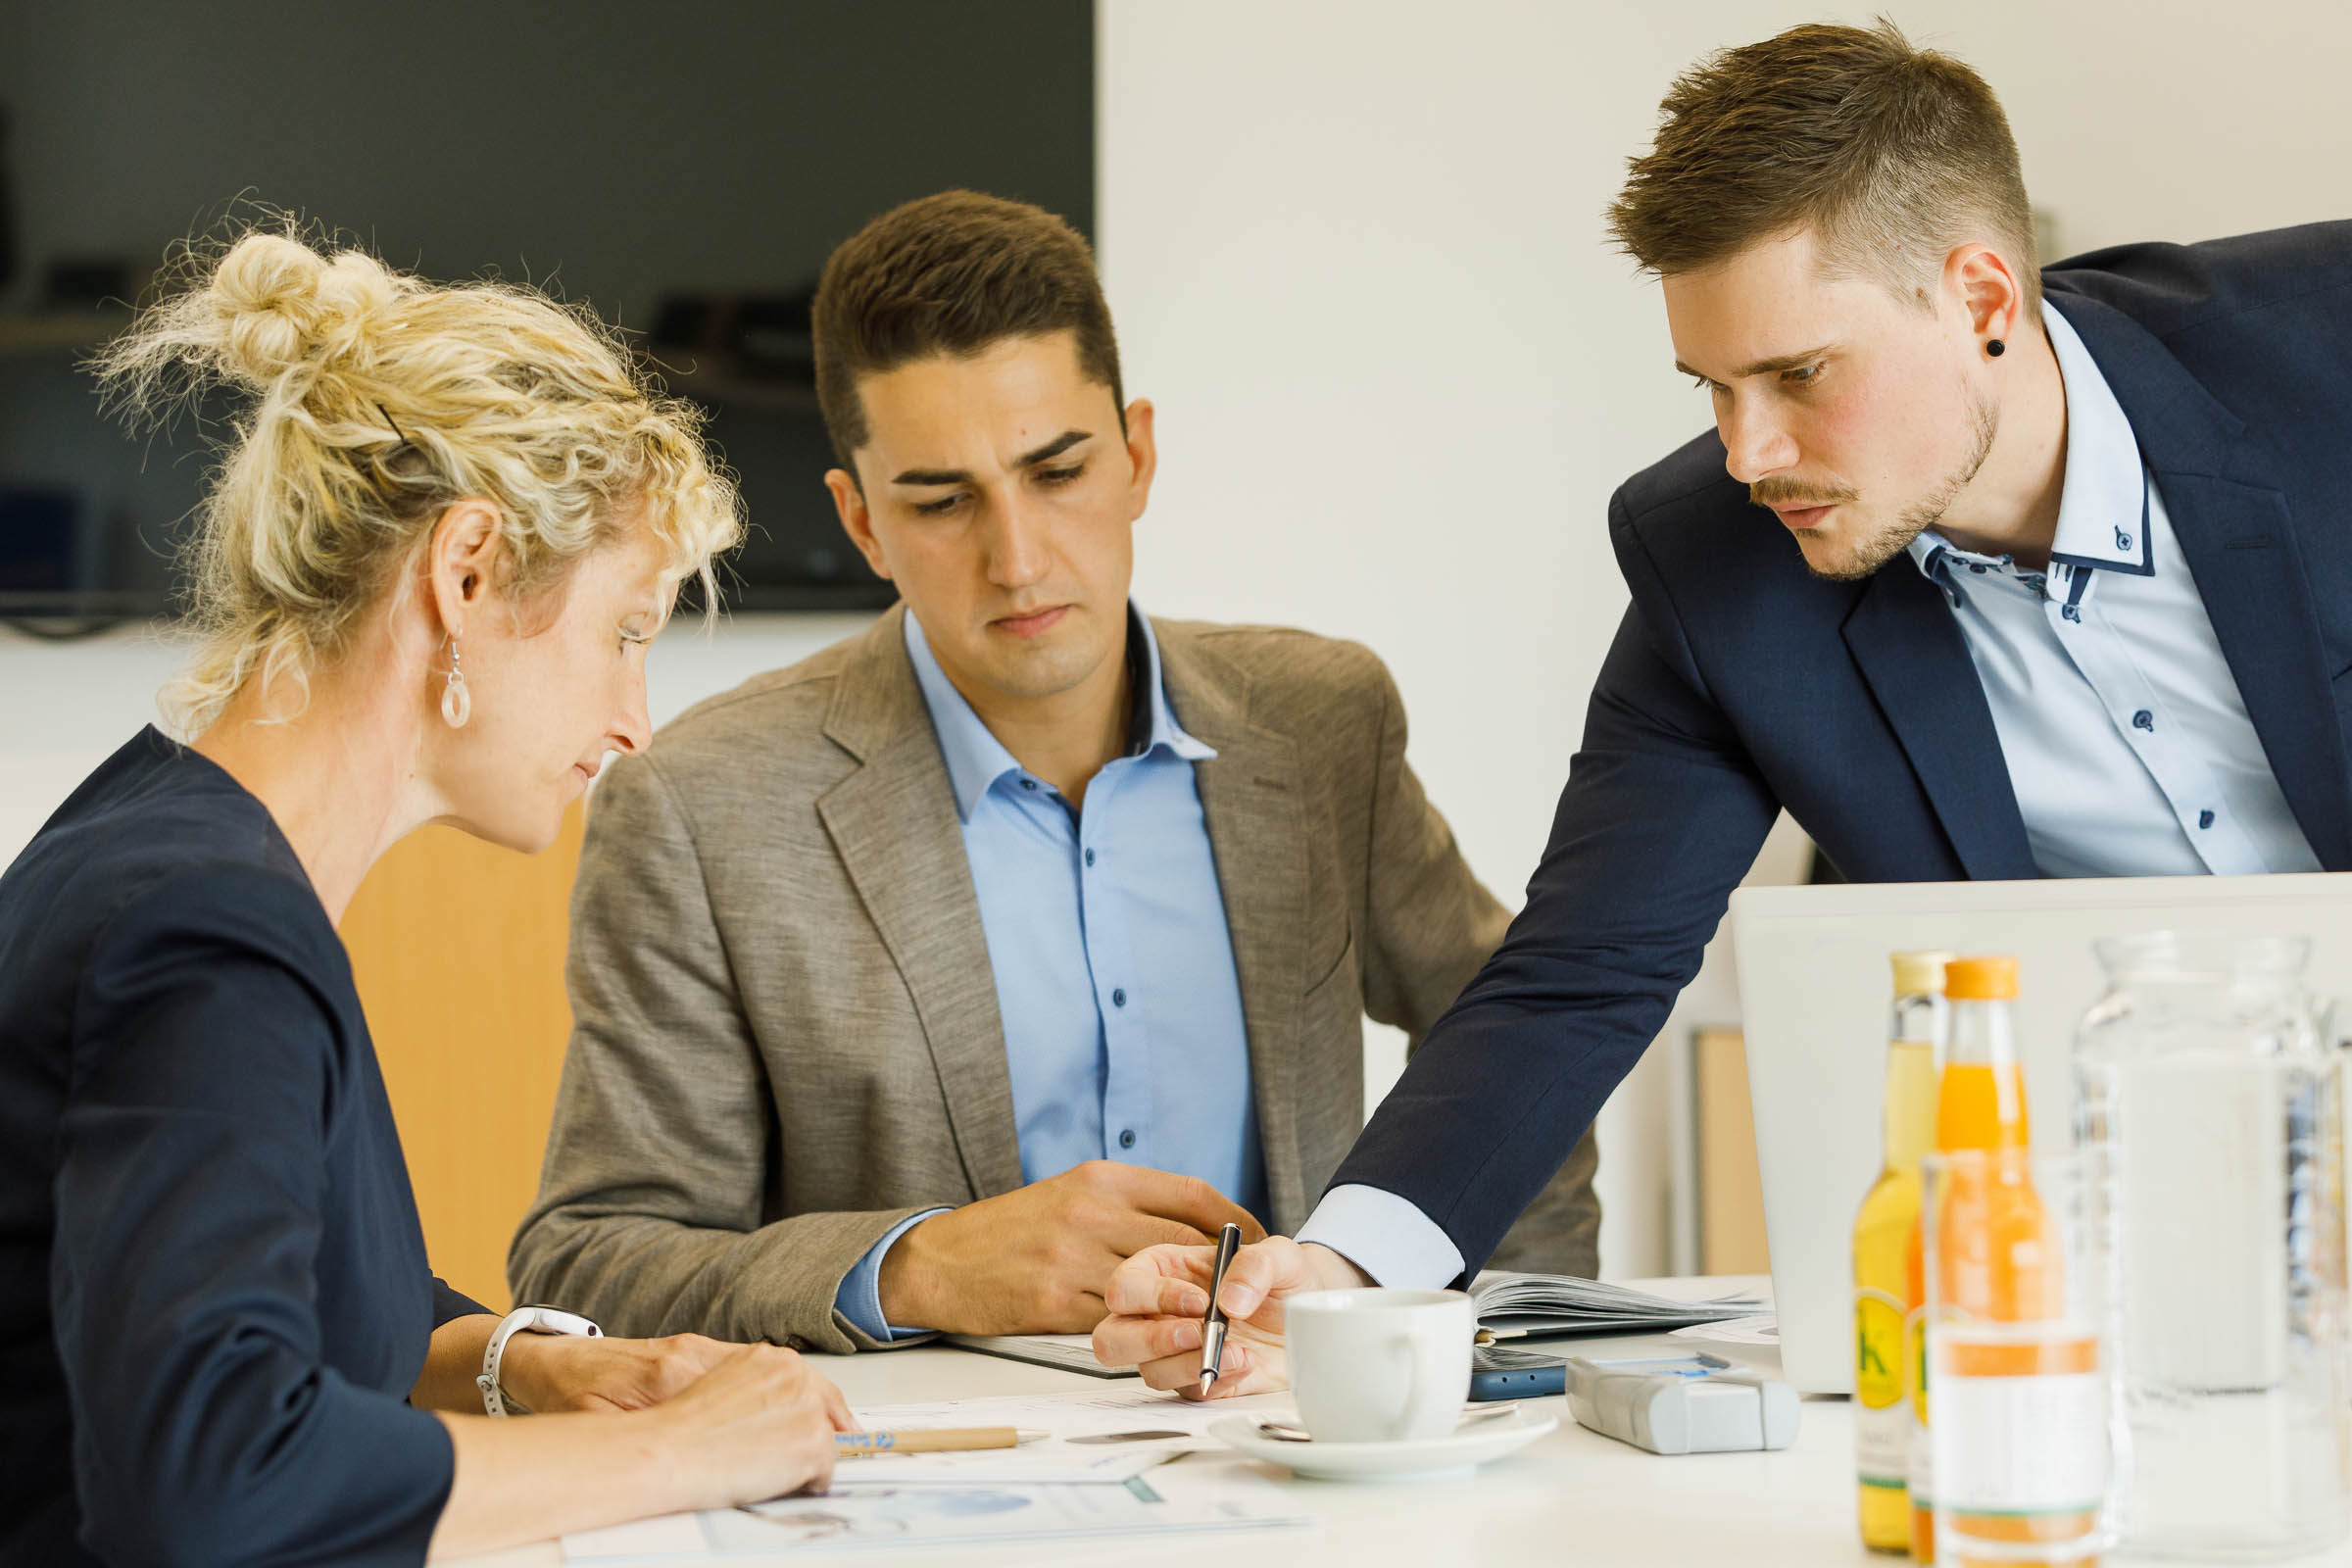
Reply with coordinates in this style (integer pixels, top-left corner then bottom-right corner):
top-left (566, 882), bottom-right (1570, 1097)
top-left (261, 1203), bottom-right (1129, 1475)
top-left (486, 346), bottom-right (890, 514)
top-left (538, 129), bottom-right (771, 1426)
top-left (0, 229), bottom-right (851, 1565)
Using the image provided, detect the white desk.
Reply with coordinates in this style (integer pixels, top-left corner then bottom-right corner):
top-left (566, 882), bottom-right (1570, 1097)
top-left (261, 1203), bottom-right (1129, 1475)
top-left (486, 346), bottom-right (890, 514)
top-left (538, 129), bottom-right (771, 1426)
top-left (465, 1277), bottom-right (2352, 1568)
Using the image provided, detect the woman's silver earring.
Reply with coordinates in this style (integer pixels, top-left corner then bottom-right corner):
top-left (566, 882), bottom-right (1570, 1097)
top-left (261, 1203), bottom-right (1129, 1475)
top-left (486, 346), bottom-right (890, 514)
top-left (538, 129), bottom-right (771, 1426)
top-left (440, 630), bottom-right (471, 728)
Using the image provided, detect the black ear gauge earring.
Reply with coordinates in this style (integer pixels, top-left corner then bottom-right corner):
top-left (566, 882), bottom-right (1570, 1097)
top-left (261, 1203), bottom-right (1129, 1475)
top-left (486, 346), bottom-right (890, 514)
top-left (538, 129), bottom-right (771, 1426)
top-left (1985, 338), bottom-right (2006, 358)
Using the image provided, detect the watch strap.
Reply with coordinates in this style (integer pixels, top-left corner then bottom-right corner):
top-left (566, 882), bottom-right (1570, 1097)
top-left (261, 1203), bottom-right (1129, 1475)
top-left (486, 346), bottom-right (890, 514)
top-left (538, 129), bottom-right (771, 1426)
top-left (477, 1304), bottom-right (602, 1417)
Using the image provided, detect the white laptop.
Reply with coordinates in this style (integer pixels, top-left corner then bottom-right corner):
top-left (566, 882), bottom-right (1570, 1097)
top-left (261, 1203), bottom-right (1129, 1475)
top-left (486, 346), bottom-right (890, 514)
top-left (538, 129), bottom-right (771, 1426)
top-left (1728, 871), bottom-right (2352, 1396)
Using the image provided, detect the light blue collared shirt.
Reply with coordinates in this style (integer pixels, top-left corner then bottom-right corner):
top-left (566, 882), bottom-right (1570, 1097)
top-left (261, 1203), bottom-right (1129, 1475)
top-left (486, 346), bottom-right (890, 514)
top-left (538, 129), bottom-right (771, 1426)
top-left (833, 606), bottom-right (1264, 1339)
top-left (1901, 301), bottom-right (2317, 879)
top-left (1298, 300), bottom-right (2321, 1292)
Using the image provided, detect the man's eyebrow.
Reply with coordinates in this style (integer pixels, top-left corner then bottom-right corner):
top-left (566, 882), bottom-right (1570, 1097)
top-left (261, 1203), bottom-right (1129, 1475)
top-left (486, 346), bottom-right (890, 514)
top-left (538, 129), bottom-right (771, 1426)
top-left (1015, 428), bottom-right (1093, 466)
top-left (890, 429), bottom-right (1095, 487)
top-left (1674, 345), bottom-right (1836, 381)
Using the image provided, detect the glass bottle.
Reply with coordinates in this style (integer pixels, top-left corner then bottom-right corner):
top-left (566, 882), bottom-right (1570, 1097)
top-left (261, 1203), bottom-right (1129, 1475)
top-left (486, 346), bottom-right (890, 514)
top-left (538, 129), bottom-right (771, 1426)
top-left (1927, 956), bottom-right (2104, 1566)
top-left (1854, 951), bottom-right (1949, 1552)
top-left (1908, 954), bottom-right (2034, 1559)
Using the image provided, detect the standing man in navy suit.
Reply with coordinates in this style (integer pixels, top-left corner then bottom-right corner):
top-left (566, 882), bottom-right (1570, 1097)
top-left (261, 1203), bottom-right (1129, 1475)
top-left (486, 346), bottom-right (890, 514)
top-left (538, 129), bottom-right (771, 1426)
top-left (1097, 18), bottom-right (2352, 1390)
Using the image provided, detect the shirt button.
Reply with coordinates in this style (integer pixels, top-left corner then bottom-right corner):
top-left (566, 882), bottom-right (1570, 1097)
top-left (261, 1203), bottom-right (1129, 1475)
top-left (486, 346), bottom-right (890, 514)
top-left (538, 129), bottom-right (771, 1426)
top-left (1111, 988), bottom-right (1127, 1008)
top-left (1118, 1129), bottom-right (1137, 1150)
top-left (1020, 778), bottom-right (1039, 791)
top-left (2199, 809), bottom-right (2216, 829)
top-left (2132, 710), bottom-right (2155, 732)
top-left (1084, 848), bottom-right (1096, 867)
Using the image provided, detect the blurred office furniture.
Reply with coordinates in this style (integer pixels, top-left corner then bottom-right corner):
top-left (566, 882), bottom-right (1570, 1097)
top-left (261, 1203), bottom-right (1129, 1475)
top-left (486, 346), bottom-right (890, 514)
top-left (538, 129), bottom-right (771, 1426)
top-left (340, 802), bottom-right (584, 1312)
top-left (1695, 1027), bottom-right (1772, 1276)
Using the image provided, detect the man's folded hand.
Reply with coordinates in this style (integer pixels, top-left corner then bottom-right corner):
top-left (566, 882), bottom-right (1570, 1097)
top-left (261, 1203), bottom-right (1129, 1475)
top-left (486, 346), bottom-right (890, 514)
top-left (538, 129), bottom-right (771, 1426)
top-left (877, 1160), bottom-right (1264, 1334)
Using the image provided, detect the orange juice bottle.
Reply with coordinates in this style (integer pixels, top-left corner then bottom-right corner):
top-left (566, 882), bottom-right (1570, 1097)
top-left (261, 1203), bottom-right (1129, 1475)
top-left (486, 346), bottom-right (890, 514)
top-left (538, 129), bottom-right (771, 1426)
top-left (1927, 956), bottom-right (2101, 1568)
top-left (1853, 952), bottom-right (1948, 1552)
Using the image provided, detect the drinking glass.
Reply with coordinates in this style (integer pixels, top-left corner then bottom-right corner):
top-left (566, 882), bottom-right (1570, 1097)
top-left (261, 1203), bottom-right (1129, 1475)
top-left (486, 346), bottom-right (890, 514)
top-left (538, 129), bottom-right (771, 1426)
top-left (1923, 1148), bottom-right (2121, 1565)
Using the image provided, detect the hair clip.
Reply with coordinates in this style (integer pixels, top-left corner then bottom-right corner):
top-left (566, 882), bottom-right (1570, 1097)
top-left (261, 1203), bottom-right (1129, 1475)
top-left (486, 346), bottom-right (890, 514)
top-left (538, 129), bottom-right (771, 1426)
top-left (375, 402), bottom-right (414, 447)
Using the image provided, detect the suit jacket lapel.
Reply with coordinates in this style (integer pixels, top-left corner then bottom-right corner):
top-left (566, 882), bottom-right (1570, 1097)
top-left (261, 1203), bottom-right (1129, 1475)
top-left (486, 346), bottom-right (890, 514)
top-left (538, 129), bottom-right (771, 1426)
top-left (815, 608), bottom-right (1025, 1199)
top-left (1841, 567), bottom-right (2040, 881)
top-left (2055, 290), bottom-right (2352, 872)
top-left (1156, 623), bottom-right (1311, 1230)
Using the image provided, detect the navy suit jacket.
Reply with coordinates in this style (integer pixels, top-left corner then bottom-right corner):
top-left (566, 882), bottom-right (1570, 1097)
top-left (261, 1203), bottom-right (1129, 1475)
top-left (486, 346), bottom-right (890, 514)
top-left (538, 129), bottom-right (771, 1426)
top-left (1330, 220), bottom-right (2352, 1277)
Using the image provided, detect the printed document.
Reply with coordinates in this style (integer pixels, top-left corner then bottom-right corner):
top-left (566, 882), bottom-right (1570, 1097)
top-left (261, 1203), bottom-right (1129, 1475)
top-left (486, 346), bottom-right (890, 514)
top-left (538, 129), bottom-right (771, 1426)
top-left (561, 1474), bottom-right (1310, 1561)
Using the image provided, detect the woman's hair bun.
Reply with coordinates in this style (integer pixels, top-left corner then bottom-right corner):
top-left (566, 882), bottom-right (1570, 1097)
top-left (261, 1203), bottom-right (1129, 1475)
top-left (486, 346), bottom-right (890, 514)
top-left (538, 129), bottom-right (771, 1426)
top-left (207, 231), bottom-right (398, 385)
top-left (91, 215), bottom-right (744, 737)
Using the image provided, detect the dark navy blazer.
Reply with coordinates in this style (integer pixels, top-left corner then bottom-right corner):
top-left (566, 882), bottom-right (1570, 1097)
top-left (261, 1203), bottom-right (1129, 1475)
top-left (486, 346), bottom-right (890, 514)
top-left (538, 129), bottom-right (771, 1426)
top-left (0, 729), bottom-right (486, 1566)
top-left (1331, 220), bottom-right (2352, 1276)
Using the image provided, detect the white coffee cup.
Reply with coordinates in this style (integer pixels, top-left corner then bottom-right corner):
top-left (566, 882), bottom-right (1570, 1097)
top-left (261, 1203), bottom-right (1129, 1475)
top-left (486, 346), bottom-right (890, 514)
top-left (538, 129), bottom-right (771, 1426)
top-left (1287, 1288), bottom-right (1476, 1444)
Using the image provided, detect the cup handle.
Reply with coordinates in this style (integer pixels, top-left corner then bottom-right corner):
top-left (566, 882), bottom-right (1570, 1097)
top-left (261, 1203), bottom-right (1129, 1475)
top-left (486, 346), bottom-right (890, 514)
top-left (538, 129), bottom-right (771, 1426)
top-left (1396, 1328), bottom-right (1446, 1432)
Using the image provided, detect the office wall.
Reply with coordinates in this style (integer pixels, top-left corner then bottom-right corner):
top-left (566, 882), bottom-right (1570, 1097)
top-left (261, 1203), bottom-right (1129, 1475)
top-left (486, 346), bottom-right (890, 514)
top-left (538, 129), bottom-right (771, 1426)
top-left (1096, 0), bottom-right (2352, 1276)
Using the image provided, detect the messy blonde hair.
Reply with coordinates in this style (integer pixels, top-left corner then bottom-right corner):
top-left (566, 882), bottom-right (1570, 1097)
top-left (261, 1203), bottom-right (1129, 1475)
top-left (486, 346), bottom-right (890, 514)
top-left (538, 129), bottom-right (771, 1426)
top-left (93, 220), bottom-right (744, 734)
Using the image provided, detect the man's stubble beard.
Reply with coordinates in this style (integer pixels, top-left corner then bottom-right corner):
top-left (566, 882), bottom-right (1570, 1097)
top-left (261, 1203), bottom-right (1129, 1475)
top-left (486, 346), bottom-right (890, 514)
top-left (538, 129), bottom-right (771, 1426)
top-left (1805, 392), bottom-right (2001, 582)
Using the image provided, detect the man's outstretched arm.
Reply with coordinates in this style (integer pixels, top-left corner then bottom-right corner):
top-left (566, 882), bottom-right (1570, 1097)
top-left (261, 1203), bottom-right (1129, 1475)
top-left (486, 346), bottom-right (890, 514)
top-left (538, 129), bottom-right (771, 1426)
top-left (1315, 510), bottom-right (1784, 1282)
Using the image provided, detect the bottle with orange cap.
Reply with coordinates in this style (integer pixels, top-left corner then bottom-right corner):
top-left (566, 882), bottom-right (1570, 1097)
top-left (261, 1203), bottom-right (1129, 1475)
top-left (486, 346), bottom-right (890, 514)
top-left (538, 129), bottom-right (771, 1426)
top-left (1852, 951), bottom-right (1949, 1552)
top-left (1918, 956), bottom-right (2103, 1567)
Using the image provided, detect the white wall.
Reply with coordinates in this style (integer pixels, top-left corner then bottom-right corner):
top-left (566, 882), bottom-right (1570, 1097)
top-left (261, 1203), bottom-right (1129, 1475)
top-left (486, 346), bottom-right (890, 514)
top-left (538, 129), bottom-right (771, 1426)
top-left (1097, 0), bottom-right (2352, 1276)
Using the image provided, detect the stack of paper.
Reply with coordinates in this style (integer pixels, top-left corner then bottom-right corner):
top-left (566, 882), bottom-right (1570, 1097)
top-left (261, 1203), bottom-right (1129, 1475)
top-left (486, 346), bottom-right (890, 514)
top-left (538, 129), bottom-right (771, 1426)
top-left (1470, 1273), bottom-right (1767, 1370)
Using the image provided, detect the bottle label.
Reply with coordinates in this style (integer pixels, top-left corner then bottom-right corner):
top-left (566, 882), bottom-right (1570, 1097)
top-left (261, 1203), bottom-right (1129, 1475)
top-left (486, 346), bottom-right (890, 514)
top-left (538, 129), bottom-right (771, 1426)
top-left (1855, 1289), bottom-right (1905, 1408)
top-left (1855, 1287), bottom-right (1909, 1488)
top-left (1906, 1305), bottom-right (1933, 1506)
top-left (1856, 1401), bottom-right (1910, 1489)
top-left (1929, 1368), bottom-right (2108, 1513)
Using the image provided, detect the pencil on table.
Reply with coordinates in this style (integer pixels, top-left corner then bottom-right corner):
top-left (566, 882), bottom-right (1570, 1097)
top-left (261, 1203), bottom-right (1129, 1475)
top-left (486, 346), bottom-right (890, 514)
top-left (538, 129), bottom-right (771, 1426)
top-left (833, 1426), bottom-right (1049, 1455)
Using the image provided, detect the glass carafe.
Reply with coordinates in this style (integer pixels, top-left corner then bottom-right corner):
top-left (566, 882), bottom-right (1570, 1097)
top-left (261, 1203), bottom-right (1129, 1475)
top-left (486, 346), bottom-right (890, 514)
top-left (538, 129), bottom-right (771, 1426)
top-left (2075, 932), bottom-right (2351, 1559)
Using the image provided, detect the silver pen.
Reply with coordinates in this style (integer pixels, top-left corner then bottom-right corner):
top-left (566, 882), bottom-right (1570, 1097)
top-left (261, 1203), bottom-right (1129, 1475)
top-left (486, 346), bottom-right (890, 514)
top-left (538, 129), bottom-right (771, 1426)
top-left (1197, 1221), bottom-right (1245, 1396)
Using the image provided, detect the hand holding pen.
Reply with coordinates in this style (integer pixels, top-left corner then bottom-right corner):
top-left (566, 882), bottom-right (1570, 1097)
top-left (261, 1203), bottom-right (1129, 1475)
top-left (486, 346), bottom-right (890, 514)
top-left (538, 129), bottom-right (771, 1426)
top-left (1197, 1221), bottom-right (1245, 1396)
top-left (1096, 1233), bottom-right (1378, 1396)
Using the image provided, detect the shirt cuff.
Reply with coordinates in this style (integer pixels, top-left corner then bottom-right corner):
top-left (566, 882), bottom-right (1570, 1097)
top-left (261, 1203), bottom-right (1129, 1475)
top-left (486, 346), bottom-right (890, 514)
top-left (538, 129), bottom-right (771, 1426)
top-left (1296, 1185), bottom-right (1467, 1289)
top-left (834, 1209), bottom-right (952, 1341)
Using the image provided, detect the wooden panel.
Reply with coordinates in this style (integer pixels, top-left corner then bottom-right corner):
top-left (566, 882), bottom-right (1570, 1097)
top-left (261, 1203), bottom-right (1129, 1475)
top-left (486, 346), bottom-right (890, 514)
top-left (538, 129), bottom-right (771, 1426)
top-left (339, 804), bottom-right (583, 1312)
top-left (1695, 1026), bottom-right (1773, 1276)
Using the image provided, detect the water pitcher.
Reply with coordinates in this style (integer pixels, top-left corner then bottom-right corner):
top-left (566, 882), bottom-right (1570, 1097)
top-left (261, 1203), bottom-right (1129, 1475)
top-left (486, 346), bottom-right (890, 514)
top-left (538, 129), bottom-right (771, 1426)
top-left (2075, 932), bottom-right (2351, 1559)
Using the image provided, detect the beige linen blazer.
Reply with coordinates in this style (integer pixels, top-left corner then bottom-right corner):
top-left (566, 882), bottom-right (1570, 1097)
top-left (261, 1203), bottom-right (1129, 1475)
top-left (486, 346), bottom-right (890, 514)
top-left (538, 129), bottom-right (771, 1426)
top-left (510, 608), bottom-right (1599, 1350)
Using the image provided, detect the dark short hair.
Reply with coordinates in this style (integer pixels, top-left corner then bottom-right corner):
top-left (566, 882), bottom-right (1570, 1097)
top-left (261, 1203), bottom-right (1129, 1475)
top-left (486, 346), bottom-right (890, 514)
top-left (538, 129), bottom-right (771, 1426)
top-left (1605, 19), bottom-right (2038, 311)
top-left (811, 190), bottom-right (1124, 472)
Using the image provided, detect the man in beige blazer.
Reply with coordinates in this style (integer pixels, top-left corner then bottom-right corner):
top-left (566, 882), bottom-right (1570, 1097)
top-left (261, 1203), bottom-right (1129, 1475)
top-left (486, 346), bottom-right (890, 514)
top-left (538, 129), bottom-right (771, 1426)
top-left (510, 192), bottom-right (1598, 1353)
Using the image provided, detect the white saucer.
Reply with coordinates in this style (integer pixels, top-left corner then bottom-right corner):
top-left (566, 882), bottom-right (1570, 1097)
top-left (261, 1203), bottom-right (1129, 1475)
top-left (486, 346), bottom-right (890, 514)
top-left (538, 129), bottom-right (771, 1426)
top-left (1207, 1407), bottom-right (1558, 1481)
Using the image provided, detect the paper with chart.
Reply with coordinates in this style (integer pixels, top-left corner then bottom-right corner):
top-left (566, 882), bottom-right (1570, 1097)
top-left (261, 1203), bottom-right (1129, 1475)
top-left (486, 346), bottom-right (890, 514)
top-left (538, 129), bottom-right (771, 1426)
top-left (561, 1474), bottom-right (1312, 1561)
top-left (826, 1386), bottom-right (1284, 1485)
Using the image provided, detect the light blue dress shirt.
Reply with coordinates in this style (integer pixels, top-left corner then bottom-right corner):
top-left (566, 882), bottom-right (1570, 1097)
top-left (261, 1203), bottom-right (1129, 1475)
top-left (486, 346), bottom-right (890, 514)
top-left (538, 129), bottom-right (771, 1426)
top-left (833, 606), bottom-right (1264, 1339)
top-left (1297, 299), bottom-right (2320, 1291)
top-left (1901, 302), bottom-right (2318, 879)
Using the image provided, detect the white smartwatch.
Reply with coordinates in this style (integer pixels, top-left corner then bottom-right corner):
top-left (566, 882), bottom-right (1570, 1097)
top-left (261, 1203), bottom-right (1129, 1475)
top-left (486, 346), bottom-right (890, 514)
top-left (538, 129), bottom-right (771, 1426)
top-left (477, 1304), bottom-right (602, 1417)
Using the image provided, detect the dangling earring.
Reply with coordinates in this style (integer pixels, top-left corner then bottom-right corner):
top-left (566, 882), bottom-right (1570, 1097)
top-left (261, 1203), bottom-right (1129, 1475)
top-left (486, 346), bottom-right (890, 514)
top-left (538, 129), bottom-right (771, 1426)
top-left (440, 629), bottom-right (471, 728)
top-left (1985, 338), bottom-right (2006, 358)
